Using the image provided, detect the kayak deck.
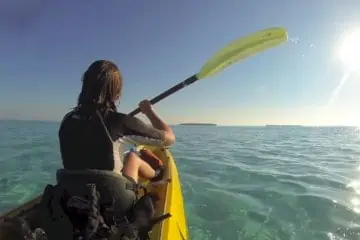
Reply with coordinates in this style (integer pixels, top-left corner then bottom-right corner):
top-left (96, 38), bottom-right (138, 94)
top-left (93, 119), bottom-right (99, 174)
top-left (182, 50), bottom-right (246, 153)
top-left (0, 146), bottom-right (188, 240)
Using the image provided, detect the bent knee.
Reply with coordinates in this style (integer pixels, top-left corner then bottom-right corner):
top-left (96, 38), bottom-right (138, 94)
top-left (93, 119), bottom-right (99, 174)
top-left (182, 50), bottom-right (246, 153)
top-left (124, 152), bottom-right (140, 165)
top-left (125, 151), bottom-right (138, 159)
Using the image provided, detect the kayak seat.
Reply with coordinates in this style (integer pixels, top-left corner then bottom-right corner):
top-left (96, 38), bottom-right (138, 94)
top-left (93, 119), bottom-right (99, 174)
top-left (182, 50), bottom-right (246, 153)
top-left (51, 169), bottom-right (171, 240)
top-left (56, 168), bottom-right (137, 218)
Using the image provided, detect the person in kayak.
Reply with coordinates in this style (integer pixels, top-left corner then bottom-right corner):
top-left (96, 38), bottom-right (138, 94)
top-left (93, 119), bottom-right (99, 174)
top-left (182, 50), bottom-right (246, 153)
top-left (58, 59), bottom-right (175, 183)
top-left (25, 60), bottom-right (174, 240)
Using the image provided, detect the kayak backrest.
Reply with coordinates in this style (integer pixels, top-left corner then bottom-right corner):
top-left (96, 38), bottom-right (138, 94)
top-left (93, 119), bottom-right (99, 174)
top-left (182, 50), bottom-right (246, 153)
top-left (41, 169), bottom-right (172, 240)
top-left (35, 183), bottom-right (117, 240)
top-left (56, 169), bottom-right (136, 218)
top-left (0, 216), bottom-right (47, 240)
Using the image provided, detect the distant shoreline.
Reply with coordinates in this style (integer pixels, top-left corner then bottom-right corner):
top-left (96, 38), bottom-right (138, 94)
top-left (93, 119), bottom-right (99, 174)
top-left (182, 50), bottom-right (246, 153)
top-left (178, 123), bottom-right (217, 126)
top-left (265, 125), bottom-right (303, 127)
top-left (0, 119), bottom-right (60, 123)
top-left (0, 119), bottom-right (357, 128)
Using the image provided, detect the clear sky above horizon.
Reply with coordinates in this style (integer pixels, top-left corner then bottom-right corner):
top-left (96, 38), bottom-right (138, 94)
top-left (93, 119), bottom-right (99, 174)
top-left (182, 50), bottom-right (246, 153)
top-left (1, 0), bottom-right (360, 126)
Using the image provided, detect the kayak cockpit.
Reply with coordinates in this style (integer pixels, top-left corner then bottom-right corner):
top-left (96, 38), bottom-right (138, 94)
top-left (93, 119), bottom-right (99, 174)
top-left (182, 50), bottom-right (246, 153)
top-left (0, 146), bottom-right (188, 240)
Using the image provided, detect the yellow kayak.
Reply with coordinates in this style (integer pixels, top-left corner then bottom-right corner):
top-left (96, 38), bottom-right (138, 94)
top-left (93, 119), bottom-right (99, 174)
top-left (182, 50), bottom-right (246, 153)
top-left (138, 145), bottom-right (189, 240)
top-left (0, 145), bottom-right (189, 240)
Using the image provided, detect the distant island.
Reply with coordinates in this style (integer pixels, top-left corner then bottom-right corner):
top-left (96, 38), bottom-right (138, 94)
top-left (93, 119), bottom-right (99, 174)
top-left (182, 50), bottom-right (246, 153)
top-left (179, 123), bottom-right (217, 126)
top-left (266, 125), bottom-right (303, 127)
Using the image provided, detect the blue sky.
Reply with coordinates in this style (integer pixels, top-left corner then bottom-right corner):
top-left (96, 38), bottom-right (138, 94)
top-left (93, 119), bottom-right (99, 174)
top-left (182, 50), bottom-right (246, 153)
top-left (1, 0), bottom-right (360, 125)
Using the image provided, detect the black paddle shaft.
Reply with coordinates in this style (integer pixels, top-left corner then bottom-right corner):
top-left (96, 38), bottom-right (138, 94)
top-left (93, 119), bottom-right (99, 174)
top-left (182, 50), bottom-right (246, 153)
top-left (128, 74), bottom-right (198, 116)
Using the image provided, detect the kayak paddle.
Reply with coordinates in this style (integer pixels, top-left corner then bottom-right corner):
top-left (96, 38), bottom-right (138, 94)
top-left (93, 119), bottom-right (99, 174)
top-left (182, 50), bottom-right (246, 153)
top-left (128, 27), bottom-right (288, 116)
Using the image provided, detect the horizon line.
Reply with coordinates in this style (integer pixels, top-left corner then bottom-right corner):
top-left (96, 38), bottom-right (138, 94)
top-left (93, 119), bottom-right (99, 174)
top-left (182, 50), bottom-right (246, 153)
top-left (0, 118), bottom-right (358, 128)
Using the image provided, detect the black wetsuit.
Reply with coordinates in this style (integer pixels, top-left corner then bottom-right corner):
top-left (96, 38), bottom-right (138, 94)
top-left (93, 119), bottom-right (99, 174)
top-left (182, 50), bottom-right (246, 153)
top-left (58, 108), bottom-right (166, 174)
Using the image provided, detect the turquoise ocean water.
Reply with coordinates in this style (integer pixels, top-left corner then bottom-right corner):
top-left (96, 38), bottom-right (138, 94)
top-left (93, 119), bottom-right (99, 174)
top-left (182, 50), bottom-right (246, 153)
top-left (1, 120), bottom-right (360, 239)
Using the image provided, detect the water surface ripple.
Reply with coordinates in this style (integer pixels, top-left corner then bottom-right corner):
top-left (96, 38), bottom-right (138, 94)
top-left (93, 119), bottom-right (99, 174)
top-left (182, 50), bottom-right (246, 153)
top-left (1, 121), bottom-right (360, 239)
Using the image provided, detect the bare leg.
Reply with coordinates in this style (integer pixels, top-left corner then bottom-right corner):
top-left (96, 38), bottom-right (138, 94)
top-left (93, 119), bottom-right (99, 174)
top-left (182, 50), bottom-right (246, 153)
top-left (121, 152), bottom-right (156, 182)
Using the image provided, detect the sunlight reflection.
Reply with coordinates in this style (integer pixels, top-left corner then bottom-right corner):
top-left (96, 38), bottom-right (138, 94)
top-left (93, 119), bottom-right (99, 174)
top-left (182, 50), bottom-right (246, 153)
top-left (350, 198), bottom-right (360, 206)
top-left (354, 128), bottom-right (360, 138)
top-left (327, 232), bottom-right (346, 240)
top-left (347, 180), bottom-right (360, 214)
top-left (346, 180), bottom-right (360, 188)
top-left (353, 207), bottom-right (360, 214)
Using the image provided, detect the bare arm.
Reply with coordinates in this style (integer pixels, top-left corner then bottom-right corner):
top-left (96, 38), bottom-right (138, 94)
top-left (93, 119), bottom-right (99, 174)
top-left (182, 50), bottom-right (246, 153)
top-left (145, 109), bottom-right (175, 146)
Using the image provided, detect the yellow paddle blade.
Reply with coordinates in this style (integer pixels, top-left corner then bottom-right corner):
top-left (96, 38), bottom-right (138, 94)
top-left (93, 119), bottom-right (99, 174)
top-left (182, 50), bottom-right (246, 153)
top-left (196, 27), bottom-right (288, 79)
